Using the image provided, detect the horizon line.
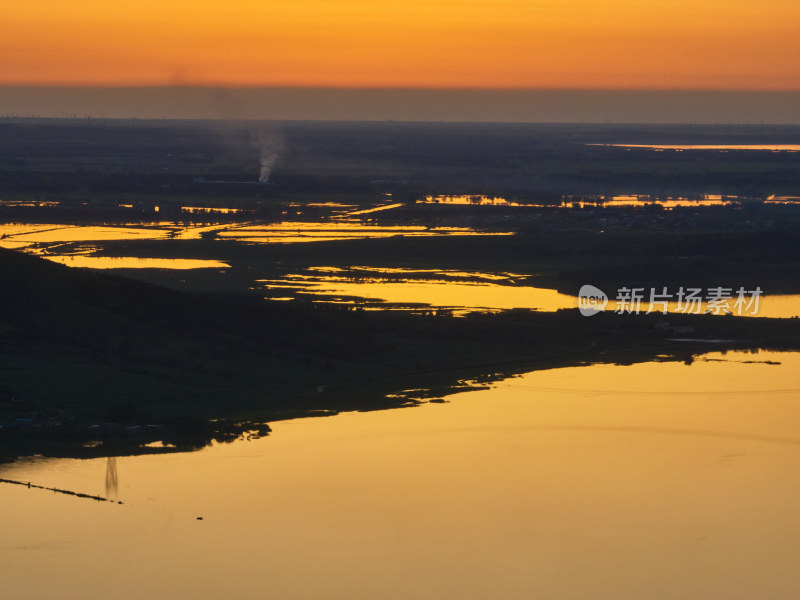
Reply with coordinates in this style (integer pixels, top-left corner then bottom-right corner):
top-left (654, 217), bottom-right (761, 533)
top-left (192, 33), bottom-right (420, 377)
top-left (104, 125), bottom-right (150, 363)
top-left (3, 87), bottom-right (798, 125)
top-left (3, 84), bottom-right (800, 94)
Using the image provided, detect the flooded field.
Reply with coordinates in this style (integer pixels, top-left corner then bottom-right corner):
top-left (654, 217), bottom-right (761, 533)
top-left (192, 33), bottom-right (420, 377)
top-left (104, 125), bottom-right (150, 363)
top-left (423, 194), bottom-right (520, 206)
top-left (1, 221), bottom-right (505, 249)
top-left (0, 223), bottom-right (239, 269)
top-left (424, 193), bottom-right (761, 210)
top-left (560, 194), bottom-right (741, 209)
top-left (0, 223), bottom-right (175, 248)
top-left (215, 222), bottom-right (505, 244)
top-left (256, 266), bottom-right (800, 318)
top-left (256, 266), bottom-right (572, 313)
top-left (3, 350), bottom-right (800, 600)
top-left (765, 196), bottom-right (800, 206)
top-left (45, 256), bottom-right (231, 270)
top-left (3, 219), bottom-right (798, 316)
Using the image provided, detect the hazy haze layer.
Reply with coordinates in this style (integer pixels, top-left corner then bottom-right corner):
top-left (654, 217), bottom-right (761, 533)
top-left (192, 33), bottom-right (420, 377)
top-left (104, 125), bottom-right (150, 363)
top-left (2, 87), bottom-right (800, 123)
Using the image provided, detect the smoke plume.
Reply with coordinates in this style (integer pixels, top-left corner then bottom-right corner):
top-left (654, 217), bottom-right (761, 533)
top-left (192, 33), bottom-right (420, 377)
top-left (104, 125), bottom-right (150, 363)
top-left (251, 130), bottom-right (284, 183)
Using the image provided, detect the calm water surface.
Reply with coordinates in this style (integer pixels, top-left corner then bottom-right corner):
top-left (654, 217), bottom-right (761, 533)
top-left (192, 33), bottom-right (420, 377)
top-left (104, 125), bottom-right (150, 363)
top-left (589, 144), bottom-right (800, 152)
top-left (216, 221), bottom-right (507, 244)
top-left (257, 268), bottom-right (800, 318)
top-left (2, 350), bottom-right (800, 599)
top-left (44, 255), bottom-right (231, 270)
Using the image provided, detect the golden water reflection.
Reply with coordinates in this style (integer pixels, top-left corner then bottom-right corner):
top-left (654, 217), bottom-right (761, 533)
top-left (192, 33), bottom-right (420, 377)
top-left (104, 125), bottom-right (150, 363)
top-left (217, 222), bottom-right (508, 244)
top-left (307, 266), bottom-right (529, 281)
top-left (0, 223), bottom-right (173, 247)
top-left (44, 255), bottom-right (231, 270)
top-left (590, 144), bottom-right (800, 152)
top-left (259, 268), bottom-right (800, 318)
top-left (0, 222), bottom-right (262, 247)
top-left (424, 194), bottom-right (518, 206)
top-left (561, 194), bottom-right (739, 209)
top-left (180, 207), bottom-right (245, 214)
top-left (339, 202), bottom-right (406, 216)
top-left (765, 195), bottom-right (800, 206)
top-left (259, 272), bottom-right (572, 312)
top-left (601, 294), bottom-right (800, 319)
top-left (2, 350), bottom-right (800, 599)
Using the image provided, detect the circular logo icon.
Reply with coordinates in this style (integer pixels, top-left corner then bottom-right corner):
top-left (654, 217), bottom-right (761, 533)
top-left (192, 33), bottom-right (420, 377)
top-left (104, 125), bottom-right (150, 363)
top-left (578, 284), bottom-right (608, 316)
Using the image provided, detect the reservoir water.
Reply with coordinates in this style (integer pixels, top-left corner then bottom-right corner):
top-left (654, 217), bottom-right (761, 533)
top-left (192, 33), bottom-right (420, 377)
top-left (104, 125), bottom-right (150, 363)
top-left (2, 350), bottom-right (799, 599)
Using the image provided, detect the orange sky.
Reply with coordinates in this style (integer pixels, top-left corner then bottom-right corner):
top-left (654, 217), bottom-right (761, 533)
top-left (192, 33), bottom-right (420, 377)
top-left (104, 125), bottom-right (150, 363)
top-left (3, 0), bottom-right (800, 89)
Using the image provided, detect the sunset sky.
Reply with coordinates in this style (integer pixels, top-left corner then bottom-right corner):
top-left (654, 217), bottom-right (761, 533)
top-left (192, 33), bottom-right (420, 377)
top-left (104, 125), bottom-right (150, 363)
top-left (3, 0), bottom-right (800, 90)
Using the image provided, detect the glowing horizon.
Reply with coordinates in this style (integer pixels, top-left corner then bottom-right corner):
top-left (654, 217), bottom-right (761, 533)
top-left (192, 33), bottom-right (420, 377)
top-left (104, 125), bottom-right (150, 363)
top-left (3, 0), bottom-right (800, 90)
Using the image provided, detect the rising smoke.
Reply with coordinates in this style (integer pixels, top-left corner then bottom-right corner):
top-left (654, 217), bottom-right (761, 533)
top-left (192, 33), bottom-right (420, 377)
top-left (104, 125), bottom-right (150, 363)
top-left (251, 130), bottom-right (284, 183)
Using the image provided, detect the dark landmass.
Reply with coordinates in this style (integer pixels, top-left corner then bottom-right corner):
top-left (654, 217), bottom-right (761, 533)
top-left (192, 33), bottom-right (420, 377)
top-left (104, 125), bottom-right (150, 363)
top-left (2, 119), bottom-right (800, 205)
top-left (2, 247), bottom-right (800, 461)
